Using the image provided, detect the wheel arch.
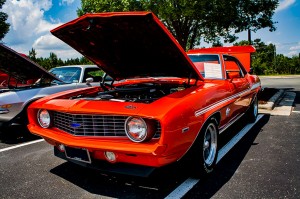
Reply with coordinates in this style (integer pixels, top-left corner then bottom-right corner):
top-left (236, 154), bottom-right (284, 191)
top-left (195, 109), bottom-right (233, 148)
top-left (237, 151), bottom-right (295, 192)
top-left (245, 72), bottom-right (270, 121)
top-left (11, 96), bottom-right (46, 125)
top-left (178, 111), bottom-right (221, 161)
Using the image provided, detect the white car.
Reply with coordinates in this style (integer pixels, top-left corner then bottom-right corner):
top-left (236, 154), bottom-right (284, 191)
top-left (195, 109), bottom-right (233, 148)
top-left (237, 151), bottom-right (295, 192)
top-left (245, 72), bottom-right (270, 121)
top-left (0, 43), bottom-right (102, 128)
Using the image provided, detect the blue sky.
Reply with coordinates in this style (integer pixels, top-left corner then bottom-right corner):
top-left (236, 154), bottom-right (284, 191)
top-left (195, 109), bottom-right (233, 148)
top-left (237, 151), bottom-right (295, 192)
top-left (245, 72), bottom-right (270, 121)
top-left (1, 0), bottom-right (300, 60)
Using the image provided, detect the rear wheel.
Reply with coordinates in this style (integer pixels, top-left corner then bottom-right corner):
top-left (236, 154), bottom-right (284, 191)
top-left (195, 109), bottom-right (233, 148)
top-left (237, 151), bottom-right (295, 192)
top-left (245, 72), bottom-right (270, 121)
top-left (248, 96), bottom-right (258, 123)
top-left (190, 117), bottom-right (219, 177)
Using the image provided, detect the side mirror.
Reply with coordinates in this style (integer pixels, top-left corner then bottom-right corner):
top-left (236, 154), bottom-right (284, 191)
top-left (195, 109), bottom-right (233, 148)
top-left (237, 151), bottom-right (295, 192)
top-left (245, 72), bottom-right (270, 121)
top-left (86, 77), bottom-right (94, 86)
top-left (227, 71), bottom-right (240, 80)
top-left (249, 68), bottom-right (253, 74)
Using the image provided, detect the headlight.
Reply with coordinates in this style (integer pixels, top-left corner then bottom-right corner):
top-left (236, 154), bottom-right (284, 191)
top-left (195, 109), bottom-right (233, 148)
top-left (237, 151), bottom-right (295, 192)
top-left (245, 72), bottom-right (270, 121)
top-left (125, 117), bottom-right (150, 142)
top-left (37, 109), bottom-right (51, 128)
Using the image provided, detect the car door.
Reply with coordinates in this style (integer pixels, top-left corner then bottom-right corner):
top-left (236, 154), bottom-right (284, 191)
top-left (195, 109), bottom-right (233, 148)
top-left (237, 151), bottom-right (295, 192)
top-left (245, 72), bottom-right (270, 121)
top-left (223, 55), bottom-right (251, 119)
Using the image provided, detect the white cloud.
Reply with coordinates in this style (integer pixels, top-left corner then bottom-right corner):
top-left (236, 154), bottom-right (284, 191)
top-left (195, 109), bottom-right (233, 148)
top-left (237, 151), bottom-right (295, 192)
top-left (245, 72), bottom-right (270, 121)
top-left (32, 34), bottom-right (82, 59)
top-left (289, 43), bottom-right (300, 51)
top-left (33, 34), bottom-right (68, 50)
top-left (2, 0), bottom-right (57, 44)
top-left (2, 0), bottom-right (80, 60)
top-left (286, 51), bottom-right (299, 56)
top-left (273, 42), bottom-right (300, 57)
top-left (59, 0), bottom-right (75, 6)
top-left (286, 44), bottom-right (300, 57)
top-left (276, 0), bottom-right (296, 12)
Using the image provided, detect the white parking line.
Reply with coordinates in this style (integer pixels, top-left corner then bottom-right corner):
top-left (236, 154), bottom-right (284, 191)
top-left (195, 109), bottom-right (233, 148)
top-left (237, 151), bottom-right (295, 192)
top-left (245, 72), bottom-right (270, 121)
top-left (0, 139), bottom-right (44, 153)
top-left (164, 114), bottom-right (263, 199)
top-left (165, 178), bottom-right (199, 199)
top-left (217, 114), bottom-right (263, 163)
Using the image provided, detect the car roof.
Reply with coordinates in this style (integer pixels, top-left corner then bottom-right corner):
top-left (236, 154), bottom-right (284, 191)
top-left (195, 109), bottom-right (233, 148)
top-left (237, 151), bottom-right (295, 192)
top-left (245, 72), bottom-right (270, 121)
top-left (52, 65), bottom-right (99, 69)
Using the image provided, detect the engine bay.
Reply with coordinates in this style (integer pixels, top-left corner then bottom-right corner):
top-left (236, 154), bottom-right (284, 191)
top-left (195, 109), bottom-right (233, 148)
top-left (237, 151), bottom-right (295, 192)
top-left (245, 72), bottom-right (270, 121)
top-left (71, 83), bottom-right (187, 103)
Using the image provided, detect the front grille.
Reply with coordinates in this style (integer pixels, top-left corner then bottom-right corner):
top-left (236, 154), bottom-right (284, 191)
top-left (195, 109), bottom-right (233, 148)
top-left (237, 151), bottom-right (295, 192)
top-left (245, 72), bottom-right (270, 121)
top-left (52, 111), bottom-right (161, 138)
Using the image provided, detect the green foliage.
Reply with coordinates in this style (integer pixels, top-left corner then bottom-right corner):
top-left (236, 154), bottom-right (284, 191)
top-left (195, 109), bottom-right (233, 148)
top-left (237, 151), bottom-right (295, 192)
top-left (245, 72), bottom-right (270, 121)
top-left (29, 40), bottom-right (300, 76)
top-left (0, 0), bottom-right (10, 40)
top-left (235, 39), bottom-right (300, 75)
top-left (77, 0), bottom-right (278, 51)
top-left (77, 0), bottom-right (143, 15)
top-left (28, 49), bottom-right (95, 71)
top-left (88, 70), bottom-right (104, 77)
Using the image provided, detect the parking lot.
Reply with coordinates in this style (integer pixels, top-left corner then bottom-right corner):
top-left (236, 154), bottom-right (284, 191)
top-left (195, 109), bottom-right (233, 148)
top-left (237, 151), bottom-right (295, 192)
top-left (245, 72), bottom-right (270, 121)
top-left (0, 76), bottom-right (299, 199)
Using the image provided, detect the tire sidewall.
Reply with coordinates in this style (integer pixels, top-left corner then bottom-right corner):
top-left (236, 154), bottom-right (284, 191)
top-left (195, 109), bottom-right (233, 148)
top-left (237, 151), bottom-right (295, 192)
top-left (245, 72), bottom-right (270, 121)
top-left (201, 118), bottom-right (218, 174)
top-left (249, 96), bottom-right (258, 122)
top-left (188, 117), bottom-right (219, 177)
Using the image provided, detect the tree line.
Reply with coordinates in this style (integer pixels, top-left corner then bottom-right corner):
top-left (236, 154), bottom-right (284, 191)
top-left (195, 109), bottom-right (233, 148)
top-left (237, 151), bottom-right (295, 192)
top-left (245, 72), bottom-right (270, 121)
top-left (28, 48), bottom-right (93, 71)
top-left (27, 39), bottom-right (300, 76)
top-left (236, 39), bottom-right (300, 75)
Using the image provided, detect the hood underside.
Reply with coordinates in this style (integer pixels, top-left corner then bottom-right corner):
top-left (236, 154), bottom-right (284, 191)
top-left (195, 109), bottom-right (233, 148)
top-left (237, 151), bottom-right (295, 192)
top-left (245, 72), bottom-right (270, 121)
top-left (0, 44), bottom-right (61, 82)
top-left (51, 12), bottom-right (202, 81)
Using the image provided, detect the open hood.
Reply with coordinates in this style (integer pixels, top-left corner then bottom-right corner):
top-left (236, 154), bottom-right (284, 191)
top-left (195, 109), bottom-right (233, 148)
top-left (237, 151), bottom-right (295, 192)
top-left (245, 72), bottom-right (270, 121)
top-left (0, 43), bottom-right (61, 82)
top-left (51, 12), bottom-right (203, 81)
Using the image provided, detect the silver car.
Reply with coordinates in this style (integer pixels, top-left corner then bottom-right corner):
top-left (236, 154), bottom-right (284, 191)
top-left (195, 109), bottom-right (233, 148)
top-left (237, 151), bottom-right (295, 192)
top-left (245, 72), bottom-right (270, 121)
top-left (0, 43), bottom-right (101, 127)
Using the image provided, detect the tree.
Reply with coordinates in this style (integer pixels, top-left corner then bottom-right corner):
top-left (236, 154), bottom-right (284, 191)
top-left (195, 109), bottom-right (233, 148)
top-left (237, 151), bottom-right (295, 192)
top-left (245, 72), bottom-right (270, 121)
top-left (0, 0), bottom-right (10, 40)
top-left (29, 48), bottom-right (95, 70)
top-left (235, 39), bottom-right (276, 75)
top-left (234, 38), bottom-right (300, 75)
top-left (29, 48), bottom-right (37, 62)
top-left (77, 0), bottom-right (279, 50)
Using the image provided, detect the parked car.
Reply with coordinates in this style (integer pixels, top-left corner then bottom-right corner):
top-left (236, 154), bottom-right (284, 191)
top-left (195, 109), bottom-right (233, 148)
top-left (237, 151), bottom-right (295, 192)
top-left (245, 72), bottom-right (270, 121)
top-left (27, 12), bottom-right (261, 177)
top-left (49, 65), bottom-right (103, 84)
top-left (0, 43), bottom-right (102, 128)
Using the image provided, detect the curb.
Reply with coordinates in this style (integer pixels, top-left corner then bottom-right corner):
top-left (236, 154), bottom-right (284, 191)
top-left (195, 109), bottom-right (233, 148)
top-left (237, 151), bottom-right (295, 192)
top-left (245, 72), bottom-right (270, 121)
top-left (271, 92), bottom-right (296, 116)
top-left (258, 89), bottom-right (285, 110)
top-left (259, 91), bottom-right (296, 116)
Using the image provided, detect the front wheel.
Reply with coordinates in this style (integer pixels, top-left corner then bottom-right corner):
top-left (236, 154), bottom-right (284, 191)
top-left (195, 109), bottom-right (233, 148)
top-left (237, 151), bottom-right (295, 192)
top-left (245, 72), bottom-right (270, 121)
top-left (190, 117), bottom-right (219, 177)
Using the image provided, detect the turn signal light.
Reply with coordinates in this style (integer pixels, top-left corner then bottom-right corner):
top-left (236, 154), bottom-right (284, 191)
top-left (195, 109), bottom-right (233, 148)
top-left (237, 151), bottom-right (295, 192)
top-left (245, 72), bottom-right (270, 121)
top-left (58, 144), bottom-right (65, 152)
top-left (104, 151), bottom-right (116, 162)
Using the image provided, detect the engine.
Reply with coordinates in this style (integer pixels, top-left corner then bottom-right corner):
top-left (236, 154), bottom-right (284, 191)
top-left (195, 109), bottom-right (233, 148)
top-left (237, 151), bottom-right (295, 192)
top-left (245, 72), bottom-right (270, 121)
top-left (71, 83), bottom-right (186, 103)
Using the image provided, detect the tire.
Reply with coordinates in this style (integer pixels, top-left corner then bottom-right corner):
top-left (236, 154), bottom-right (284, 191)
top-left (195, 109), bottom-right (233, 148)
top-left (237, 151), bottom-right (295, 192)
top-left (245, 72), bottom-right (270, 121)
top-left (189, 117), bottom-right (219, 177)
top-left (248, 95), bottom-right (258, 123)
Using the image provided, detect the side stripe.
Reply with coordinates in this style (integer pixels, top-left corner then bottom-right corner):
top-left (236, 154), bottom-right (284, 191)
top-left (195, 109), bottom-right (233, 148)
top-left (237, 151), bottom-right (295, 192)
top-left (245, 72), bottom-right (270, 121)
top-left (194, 82), bottom-right (260, 117)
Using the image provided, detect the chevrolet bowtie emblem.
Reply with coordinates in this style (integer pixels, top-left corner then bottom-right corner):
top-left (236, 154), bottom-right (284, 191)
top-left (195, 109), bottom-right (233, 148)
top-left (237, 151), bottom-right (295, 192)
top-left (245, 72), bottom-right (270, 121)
top-left (70, 123), bottom-right (82, 128)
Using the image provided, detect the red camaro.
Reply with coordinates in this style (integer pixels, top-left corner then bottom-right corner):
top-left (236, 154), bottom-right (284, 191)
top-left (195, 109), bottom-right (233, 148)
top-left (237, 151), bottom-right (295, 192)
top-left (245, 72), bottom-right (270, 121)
top-left (27, 12), bottom-right (261, 177)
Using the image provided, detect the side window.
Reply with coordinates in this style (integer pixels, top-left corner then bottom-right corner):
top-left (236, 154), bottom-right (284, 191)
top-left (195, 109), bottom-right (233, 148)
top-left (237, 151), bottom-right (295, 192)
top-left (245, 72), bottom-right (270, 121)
top-left (224, 55), bottom-right (246, 79)
top-left (83, 68), bottom-right (103, 82)
top-left (188, 54), bottom-right (223, 79)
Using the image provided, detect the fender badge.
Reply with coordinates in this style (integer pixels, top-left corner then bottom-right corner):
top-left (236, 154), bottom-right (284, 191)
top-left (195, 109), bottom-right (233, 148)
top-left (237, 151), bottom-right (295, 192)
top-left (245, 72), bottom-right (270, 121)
top-left (125, 105), bottom-right (137, 109)
top-left (226, 107), bottom-right (230, 116)
top-left (70, 123), bottom-right (82, 128)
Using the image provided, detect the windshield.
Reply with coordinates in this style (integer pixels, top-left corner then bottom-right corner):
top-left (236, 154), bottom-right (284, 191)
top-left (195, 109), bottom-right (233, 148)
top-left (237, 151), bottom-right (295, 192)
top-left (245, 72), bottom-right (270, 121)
top-left (188, 54), bottom-right (223, 79)
top-left (49, 67), bottom-right (82, 83)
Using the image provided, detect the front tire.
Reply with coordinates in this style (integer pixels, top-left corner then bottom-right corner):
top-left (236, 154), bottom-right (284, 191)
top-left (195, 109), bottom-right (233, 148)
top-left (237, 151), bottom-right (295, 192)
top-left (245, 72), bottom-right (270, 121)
top-left (190, 117), bottom-right (219, 177)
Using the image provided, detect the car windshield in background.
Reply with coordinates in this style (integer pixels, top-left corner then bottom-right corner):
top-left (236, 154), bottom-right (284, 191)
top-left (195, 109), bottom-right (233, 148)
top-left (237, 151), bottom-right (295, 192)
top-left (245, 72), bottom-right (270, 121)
top-left (188, 54), bottom-right (223, 79)
top-left (50, 67), bottom-right (82, 83)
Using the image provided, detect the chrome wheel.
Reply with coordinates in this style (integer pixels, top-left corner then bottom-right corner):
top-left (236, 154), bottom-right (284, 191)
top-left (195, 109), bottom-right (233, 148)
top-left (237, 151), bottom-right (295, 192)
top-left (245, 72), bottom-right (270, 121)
top-left (249, 96), bottom-right (258, 123)
top-left (203, 123), bottom-right (218, 166)
top-left (187, 117), bottom-right (219, 177)
top-left (253, 97), bottom-right (258, 118)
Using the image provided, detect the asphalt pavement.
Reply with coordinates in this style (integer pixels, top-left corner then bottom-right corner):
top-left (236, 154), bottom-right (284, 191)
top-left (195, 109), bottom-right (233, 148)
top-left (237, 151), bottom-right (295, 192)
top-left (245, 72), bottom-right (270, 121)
top-left (0, 76), bottom-right (299, 198)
